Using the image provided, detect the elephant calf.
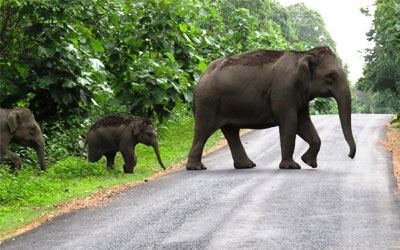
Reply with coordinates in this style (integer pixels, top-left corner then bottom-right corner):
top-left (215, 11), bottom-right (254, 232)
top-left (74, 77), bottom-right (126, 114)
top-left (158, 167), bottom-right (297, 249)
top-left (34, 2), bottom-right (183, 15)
top-left (0, 107), bottom-right (46, 171)
top-left (85, 115), bottom-right (166, 173)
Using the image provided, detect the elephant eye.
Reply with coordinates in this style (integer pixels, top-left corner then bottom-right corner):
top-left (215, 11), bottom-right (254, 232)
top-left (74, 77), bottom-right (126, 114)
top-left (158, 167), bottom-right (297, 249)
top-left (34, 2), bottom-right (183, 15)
top-left (29, 126), bottom-right (37, 133)
top-left (325, 73), bottom-right (336, 84)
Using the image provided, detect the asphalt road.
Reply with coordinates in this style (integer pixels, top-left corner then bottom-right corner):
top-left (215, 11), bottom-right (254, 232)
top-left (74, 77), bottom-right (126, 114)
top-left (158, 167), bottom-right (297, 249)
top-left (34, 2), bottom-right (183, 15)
top-left (2, 114), bottom-right (399, 250)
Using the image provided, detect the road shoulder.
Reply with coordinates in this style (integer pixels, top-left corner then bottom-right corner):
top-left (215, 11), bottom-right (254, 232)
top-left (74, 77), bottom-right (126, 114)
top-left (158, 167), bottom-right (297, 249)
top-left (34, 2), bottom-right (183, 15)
top-left (380, 121), bottom-right (400, 192)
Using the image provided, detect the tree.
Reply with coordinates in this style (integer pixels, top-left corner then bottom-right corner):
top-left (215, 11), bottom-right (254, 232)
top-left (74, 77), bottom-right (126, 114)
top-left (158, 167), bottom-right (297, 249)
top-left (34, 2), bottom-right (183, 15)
top-left (286, 3), bottom-right (336, 50)
top-left (357, 0), bottom-right (400, 114)
top-left (0, 0), bottom-right (108, 123)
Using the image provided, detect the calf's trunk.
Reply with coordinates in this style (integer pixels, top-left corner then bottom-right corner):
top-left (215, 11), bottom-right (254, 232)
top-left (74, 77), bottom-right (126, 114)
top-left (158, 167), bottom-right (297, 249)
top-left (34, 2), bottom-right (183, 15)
top-left (152, 142), bottom-right (166, 170)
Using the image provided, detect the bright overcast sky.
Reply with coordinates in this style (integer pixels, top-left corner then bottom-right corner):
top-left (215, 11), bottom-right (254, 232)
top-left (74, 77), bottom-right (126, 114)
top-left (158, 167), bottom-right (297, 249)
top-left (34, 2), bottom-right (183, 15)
top-left (276, 0), bottom-right (375, 84)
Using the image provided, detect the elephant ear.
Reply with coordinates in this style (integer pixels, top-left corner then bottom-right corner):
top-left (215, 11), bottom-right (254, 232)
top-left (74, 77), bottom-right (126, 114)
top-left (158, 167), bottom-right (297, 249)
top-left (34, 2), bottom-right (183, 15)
top-left (7, 110), bottom-right (21, 133)
top-left (295, 53), bottom-right (318, 81)
top-left (132, 119), bottom-right (144, 136)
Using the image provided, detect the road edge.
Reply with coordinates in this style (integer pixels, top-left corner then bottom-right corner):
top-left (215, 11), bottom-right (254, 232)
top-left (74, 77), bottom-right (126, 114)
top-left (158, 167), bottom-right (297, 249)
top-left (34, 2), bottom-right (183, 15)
top-left (380, 121), bottom-right (400, 193)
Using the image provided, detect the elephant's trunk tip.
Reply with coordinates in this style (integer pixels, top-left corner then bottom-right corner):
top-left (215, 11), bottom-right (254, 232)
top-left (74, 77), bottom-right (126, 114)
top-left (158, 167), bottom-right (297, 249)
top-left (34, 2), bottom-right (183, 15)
top-left (348, 146), bottom-right (356, 159)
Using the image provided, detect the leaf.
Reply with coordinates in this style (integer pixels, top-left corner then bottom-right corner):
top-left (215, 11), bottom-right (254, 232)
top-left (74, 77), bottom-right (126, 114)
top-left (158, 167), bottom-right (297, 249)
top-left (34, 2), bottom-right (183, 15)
top-left (61, 93), bottom-right (73, 105)
top-left (198, 60), bottom-right (207, 72)
top-left (89, 58), bottom-right (104, 71)
top-left (65, 44), bottom-right (77, 54)
top-left (183, 89), bottom-right (193, 102)
top-left (77, 77), bottom-right (90, 86)
top-left (165, 53), bottom-right (175, 63)
top-left (179, 76), bottom-right (188, 86)
top-left (63, 80), bottom-right (76, 88)
top-left (132, 38), bottom-right (144, 49)
top-left (199, 8), bottom-right (208, 16)
top-left (183, 33), bottom-right (192, 43)
top-left (208, 7), bottom-right (216, 17)
top-left (179, 23), bottom-right (188, 33)
top-left (38, 46), bottom-right (54, 57)
top-left (91, 39), bottom-right (104, 53)
top-left (15, 64), bottom-right (29, 76)
top-left (190, 21), bottom-right (196, 32)
top-left (204, 37), bottom-right (212, 45)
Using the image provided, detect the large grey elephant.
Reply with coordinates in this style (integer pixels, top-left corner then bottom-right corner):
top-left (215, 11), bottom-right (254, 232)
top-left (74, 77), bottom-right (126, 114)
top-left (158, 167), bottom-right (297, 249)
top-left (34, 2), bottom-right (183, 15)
top-left (187, 46), bottom-right (356, 170)
top-left (85, 115), bottom-right (166, 173)
top-left (0, 107), bottom-right (46, 171)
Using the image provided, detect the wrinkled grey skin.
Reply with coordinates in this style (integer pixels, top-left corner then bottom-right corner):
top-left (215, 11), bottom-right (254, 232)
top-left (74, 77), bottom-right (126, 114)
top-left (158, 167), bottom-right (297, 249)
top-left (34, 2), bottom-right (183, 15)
top-left (85, 115), bottom-right (166, 173)
top-left (0, 108), bottom-right (46, 171)
top-left (187, 47), bottom-right (356, 170)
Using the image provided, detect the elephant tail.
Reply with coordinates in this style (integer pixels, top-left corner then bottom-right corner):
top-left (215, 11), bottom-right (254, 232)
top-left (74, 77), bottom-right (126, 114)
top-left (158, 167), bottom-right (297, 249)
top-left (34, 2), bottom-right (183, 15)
top-left (80, 137), bottom-right (88, 158)
top-left (192, 94), bottom-right (196, 116)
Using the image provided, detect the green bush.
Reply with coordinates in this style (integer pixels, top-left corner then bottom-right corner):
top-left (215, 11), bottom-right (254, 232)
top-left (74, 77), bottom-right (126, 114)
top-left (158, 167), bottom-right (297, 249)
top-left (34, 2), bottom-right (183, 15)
top-left (48, 157), bottom-right (115, 179)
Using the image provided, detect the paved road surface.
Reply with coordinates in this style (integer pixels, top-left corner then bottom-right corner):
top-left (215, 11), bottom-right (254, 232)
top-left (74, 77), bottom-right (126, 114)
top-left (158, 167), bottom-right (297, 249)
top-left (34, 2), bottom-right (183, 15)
top-left (2, 114), bottom-right (399, 250)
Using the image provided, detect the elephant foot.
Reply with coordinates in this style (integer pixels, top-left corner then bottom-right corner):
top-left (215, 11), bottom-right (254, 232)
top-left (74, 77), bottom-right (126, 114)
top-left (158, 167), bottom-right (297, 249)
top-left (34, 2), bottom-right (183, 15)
top-left (123, 164), bottom-right (134, 174)
top-left (301, 154), bottom-right (318, 168)
top-left (234, 159), bottom-right (256, 169)
top-left (186, 161), bottom-right (207, 170)
top-left (279, 160), bottom-right (301, 169)
top-left (107, 165), bottom-right (116, 170)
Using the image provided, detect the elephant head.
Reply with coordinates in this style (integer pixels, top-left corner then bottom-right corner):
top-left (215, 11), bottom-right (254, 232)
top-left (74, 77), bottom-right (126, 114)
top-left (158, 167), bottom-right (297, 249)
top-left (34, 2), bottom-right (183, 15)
top-left (296, 47), bottom-right (356, 158)
top-left (133, 118), bottom-right (166, 170)
top-left (6, 108), bottom-right (46, 170)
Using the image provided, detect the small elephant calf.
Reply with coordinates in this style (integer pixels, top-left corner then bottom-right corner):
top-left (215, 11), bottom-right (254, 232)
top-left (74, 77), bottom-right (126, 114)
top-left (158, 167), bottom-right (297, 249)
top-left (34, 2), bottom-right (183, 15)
top-left (85, 115), bottom-right (166, 173)
top-left (0, 107), bottom-right (46, 171)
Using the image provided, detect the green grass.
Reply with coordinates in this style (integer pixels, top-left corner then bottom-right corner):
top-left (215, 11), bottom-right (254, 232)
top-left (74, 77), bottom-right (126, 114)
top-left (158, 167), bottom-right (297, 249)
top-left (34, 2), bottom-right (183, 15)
top-left (0, 113), bottom-right (223, 237)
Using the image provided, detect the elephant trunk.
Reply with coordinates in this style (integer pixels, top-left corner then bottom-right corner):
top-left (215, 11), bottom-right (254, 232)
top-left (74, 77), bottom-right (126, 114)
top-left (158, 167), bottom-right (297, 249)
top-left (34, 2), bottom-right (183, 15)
top-left (36, 139), bottom-right (46, 171)
top-left (152, 142), bottom-right (166, 170)
top-left (334, 87), bottom-right (356, 159)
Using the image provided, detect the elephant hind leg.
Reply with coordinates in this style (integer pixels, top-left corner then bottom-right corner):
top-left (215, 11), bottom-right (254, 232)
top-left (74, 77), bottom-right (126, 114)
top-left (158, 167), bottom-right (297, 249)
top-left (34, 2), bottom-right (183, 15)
top-left (88, 147), bottom-right (103, 163)
top-left (221, 126), bottom-right (255, 169)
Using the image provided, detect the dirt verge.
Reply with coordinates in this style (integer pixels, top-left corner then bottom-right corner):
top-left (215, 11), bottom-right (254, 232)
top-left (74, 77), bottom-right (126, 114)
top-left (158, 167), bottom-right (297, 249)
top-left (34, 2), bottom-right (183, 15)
top-left (380, 121), bottom-right (400, 193)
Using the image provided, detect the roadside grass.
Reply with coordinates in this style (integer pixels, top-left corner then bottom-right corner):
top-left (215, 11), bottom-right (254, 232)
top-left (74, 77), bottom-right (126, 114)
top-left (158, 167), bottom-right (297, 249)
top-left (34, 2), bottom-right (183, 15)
top-left (0, 113), bottom-right (223, 237)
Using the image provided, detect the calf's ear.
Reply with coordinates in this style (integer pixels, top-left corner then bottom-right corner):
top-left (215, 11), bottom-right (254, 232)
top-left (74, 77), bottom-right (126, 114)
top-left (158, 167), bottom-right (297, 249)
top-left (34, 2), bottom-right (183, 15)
top-left (132, 120), bottom-right (144, 136)
top-left (7, 110), bottom-right (21, 133)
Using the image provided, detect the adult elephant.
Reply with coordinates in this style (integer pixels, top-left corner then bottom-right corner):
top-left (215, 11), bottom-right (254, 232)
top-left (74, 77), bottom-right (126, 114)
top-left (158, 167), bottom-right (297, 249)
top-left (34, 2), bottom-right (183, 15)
top-left (0, 107), bottom-right (46, 171)
top-left (187, 47), bottom-right (356, 170)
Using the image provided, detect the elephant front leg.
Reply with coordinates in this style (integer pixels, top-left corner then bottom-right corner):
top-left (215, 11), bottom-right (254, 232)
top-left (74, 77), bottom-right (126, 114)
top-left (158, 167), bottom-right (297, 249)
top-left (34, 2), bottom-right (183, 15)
top-left (221, 126), bottom-right (255, 169)
top-left (2, 147), bottom-right (22, 170)
top-left (297, 111), bottom-right (321, 168)
top-left (187, 120), bottom-right (218, 170)
top-left (121, 149), bottom-right (136, 174)
top-left (187, 136), bottom-right (208, 170)
top-left (278, 114), bottom-right (301, 169)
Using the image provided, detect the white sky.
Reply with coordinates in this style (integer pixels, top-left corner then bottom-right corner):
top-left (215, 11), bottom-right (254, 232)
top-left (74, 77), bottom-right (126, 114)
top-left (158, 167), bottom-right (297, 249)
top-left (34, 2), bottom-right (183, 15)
top-left (276, 0), bottom-right (375, 84)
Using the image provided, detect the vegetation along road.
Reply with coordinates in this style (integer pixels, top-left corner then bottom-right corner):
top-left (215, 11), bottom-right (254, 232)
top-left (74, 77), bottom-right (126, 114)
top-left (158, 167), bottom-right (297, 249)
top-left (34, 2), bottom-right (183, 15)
top-left (1, 114), bottom-right (399, 249)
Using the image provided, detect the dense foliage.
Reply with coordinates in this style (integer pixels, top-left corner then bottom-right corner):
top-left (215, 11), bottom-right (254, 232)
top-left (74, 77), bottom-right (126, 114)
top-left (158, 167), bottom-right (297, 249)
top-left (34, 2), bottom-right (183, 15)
top-left (356, 0), bottom-right (400, 114)
top-left (0, 0), bottom-right (340, 126)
